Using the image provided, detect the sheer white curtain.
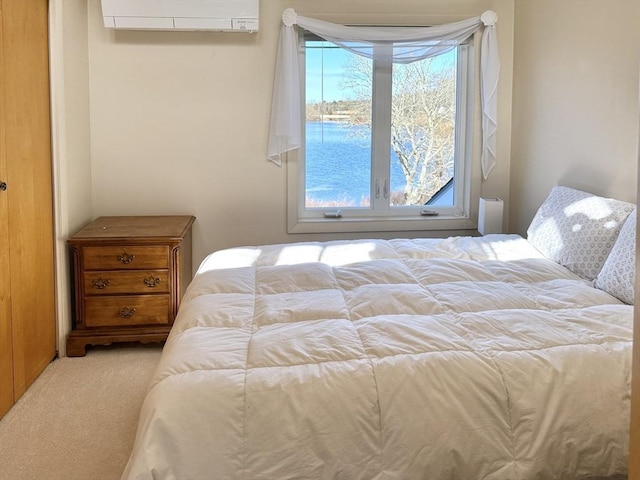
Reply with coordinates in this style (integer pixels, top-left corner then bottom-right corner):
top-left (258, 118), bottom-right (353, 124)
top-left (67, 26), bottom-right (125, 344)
top-left (267, 9), bottom-right (499, 180)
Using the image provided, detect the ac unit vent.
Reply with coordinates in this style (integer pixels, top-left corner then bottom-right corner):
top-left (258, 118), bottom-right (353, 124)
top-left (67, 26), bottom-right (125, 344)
top-left (101, 0), bottom-right (259, 32)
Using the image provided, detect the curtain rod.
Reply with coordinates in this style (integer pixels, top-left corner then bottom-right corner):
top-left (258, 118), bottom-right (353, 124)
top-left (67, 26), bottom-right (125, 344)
top-left (282, 8), bottom-right (498, 27)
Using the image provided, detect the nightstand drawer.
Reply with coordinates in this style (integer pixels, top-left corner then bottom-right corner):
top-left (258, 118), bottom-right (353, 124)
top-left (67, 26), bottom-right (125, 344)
top-left (84, 295), bottom-right (171, 327)
top-left (84, 270), bottom-right (170, 295)
top-left (83, 246), bottom-right (169, 270)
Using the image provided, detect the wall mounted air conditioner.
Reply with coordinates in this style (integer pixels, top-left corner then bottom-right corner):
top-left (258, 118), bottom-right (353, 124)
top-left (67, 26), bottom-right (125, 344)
top-left (101, 0), bottom-right (259, 32)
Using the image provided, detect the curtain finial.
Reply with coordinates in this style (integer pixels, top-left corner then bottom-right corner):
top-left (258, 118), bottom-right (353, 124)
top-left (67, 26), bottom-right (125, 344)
top-left (481, 10), bottom-right (498, 26)
top-left (282, 8), bottom-right (297, 27)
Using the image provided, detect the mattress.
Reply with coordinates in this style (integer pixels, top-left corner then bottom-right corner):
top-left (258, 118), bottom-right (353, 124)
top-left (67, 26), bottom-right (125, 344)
top-left (122, 234), bottom-right (632, 480)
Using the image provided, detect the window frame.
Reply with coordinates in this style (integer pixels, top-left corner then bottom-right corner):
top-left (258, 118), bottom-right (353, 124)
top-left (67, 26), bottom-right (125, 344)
top-left (287, 27), bottom-right (480, 235)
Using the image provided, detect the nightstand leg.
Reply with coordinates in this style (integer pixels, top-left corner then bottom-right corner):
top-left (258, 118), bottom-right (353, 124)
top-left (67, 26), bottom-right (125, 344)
top-left (66, 337), bottom-right (88, 357)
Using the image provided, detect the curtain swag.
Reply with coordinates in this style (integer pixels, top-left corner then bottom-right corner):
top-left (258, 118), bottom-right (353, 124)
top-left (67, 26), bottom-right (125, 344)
top-left (267, 9), bottom-right (499, 180)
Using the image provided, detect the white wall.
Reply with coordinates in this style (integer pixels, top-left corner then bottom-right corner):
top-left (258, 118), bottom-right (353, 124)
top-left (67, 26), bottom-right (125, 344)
top-left (510, 0), bottom-right (640, 235)
top-left (83, 0), bottom-right (515, 269)
top-left (50, 0), bottom-right (93, 356)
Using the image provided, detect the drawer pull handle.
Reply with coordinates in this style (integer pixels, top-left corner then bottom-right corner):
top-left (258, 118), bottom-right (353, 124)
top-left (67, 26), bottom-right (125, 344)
top-left (92, 278), bottom-right (110, 289)
top-left (143, 276), bottom-right (161, 288)
top-left (118, 252), bottom-right (136, 264)
top-left (119, 307), bottom-right (137, 318)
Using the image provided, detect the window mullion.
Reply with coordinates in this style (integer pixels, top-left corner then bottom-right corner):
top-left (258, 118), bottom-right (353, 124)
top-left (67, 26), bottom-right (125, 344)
top-left (371, 45), bottom-right (393, 212)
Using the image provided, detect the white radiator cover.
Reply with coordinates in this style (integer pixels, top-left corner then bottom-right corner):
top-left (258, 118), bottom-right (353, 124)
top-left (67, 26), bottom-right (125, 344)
top-left (101, 0), bottom-right (259, 32)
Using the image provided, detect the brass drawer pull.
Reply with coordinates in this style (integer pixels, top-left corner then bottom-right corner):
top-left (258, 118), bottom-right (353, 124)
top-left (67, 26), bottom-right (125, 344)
top-left (143, 276), bottom-right (161, 288)
top-left (92, 278), bottom-right (110, 289)
top-left (117, 252), bottom-right (135, 264)
top-left (119, 307), bottom-right (137, 318)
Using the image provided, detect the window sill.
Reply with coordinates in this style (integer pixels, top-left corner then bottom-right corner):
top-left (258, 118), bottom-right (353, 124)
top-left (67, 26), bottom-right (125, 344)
top-left (288, 214), bottom-right (478, 234)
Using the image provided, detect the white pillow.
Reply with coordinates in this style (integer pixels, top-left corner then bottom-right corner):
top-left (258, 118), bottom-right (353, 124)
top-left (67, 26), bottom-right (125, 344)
top-left (526, 186), bottom-right (634, 280)
top-left (594, 209), bottom-right (636, 304)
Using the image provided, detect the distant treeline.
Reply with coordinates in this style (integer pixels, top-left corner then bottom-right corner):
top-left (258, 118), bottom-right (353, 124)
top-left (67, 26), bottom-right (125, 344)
top-left (306, 100), bottom-right (369, 123)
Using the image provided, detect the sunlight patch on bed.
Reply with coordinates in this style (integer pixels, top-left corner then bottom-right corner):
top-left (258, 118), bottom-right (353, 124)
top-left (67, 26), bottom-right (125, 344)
top-left (197, 248), bottom-right (262, 273)
top-left (319, 241), bottom-right (379, 266)
top-left (274, 244), bottom-right (323, 265)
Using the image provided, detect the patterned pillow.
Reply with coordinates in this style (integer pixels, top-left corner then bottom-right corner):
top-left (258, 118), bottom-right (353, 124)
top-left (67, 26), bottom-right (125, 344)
top-left (526, 186), bottom-right (634, 280)
top-left (594, 209), bottom-right (636, 304)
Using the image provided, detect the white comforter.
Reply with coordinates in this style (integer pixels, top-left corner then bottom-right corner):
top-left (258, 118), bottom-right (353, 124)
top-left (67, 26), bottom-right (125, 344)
top-left (122, 235), bottom-right (632, 480)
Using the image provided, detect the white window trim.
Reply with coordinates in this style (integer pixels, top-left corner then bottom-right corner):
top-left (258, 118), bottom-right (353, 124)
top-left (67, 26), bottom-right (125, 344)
top-left (287, 32), bottom-right (482, 235)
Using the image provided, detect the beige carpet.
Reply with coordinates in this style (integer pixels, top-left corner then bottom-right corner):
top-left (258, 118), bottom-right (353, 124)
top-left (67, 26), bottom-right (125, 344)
top-left (0, 344), bottom-right (163, 480)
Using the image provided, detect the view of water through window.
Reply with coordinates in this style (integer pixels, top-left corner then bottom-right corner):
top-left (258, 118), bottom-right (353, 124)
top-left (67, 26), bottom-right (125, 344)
top-left (305, 121), bottom-right (405, 207)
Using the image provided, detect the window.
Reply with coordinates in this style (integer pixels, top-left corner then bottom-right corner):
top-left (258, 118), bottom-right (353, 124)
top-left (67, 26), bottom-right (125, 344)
top-left (287, 29), bottom-right (478, 234)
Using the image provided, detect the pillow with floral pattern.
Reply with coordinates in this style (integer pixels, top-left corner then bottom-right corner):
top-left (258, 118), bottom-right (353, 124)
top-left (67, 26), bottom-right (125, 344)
top-left (594, 209), bottom-right (635, 304)
top-left (526, 186), bottom-right (634, 280)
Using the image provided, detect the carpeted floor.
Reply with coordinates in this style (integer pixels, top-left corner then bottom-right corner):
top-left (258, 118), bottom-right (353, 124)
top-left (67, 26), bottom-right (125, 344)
top-left (0, 344), bottom-right (163, 480)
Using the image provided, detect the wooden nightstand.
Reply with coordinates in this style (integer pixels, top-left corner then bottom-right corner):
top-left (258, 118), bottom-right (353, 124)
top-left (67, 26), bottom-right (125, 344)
top-left (66, 215), bottom-right (195, 357)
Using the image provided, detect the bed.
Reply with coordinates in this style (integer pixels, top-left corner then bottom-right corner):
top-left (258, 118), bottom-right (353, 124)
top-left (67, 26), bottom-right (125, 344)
top-left (122, 186), bottom-right (636, 480)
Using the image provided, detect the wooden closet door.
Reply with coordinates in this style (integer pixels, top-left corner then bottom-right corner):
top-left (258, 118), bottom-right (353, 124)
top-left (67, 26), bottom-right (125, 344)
top-left (0, 0), bottom-right (12, 416)
top-left (1, 0), bottom-right (56, 403)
